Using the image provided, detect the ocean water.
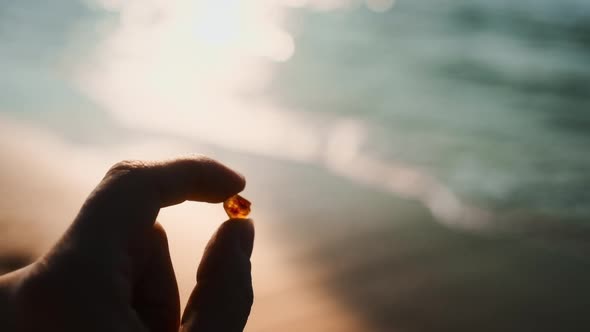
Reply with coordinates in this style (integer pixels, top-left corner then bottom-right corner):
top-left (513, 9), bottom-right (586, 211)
top-left (2, 0), bottom-right (588, 225)
top-left (269, 0), bottom-right (590, 221)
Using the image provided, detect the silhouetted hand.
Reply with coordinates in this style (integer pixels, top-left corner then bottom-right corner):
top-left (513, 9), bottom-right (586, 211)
top-left (0, 156), bottom-right (255, 332)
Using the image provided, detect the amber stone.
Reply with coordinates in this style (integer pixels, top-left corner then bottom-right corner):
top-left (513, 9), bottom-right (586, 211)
top-left (223, 194), bottom-right (251, 219)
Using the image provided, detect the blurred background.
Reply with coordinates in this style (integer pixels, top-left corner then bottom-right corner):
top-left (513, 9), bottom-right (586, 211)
top-left (1, 0), bottom-right (590, 331)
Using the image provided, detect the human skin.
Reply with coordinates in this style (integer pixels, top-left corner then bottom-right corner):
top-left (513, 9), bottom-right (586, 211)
top-left (0, 156), bottom-right (255, 332)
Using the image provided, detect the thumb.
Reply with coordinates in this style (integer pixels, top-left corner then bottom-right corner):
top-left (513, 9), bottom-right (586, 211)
top-left (180, 219), bottom-right (255, 332)
top-left (132, 223), bottom-right (180, 332)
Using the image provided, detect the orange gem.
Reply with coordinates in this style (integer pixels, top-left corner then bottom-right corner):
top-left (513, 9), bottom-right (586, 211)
top-left (223, 194), bottom-right (251, 219)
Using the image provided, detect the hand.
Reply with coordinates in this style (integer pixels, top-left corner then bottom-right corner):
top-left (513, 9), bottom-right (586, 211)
top-left (0, 156), bottom-right (255, 332)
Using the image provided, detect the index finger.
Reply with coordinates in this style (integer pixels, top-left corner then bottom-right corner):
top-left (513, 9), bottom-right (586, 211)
top-left (70, 155), bottom-right (245, 244)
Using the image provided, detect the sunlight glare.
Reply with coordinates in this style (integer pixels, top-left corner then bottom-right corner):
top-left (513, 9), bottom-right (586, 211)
top-left (75, 0), bottom-right (490, 230)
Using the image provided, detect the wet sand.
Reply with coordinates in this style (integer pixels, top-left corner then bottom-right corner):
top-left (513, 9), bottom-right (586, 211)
top-left (1, 124), bottom-right (590, 331)
top-left (243, 152), bottom-right (590, 332)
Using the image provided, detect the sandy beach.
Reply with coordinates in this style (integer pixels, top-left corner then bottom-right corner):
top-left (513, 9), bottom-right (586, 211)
top-left (1, 120), bottom-right (589, 331)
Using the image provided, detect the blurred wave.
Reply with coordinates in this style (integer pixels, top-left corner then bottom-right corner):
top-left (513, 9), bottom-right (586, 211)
top-left (268, 0), bottom-right (590, 221)
top-left (2, 0), bottom-right (588, 228)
